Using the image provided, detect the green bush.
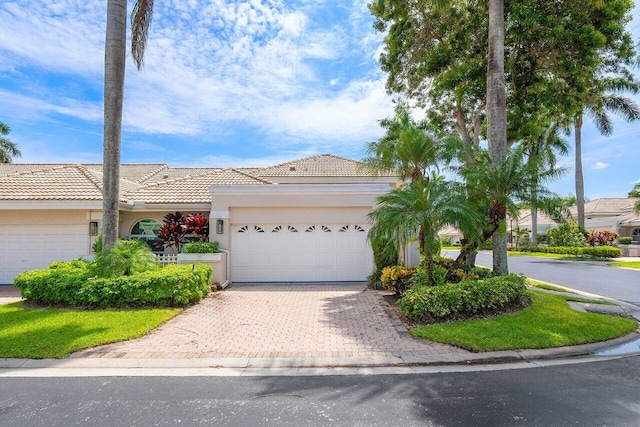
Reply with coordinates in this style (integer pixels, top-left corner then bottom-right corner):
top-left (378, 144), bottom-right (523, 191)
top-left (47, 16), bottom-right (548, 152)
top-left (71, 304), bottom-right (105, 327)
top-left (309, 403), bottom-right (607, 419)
top-left (440, 237), bottom-right (452, 246)
top-left (518, 245), bottom-right (620, 258)
top-left (183, 241), bottom-right (220, 253)
top-left (368, 237), bottom-right (398, 289)
top-left (14, 264), bottom-right (211, 307)
top-left (547, 223), bottom-right (588, 247)
top-left (619, 237), bottom-right (633, 245)
top-left (397, 275), bottom-right (527, 321)
top-left (94, 239), bottom-right (159, 278)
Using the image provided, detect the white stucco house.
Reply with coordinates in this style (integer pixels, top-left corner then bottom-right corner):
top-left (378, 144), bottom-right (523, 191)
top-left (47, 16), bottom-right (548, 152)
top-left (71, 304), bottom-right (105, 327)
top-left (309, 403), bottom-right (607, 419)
top-left (0, 154), bottom-right (399, 284)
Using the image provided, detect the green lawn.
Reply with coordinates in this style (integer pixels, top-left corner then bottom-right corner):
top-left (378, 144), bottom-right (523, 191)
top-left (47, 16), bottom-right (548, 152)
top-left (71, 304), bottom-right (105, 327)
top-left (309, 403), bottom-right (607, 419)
top-left (410, 291), bottom-right (636, 352)
top-left (609, 261), bottom-right (640, 269)
top-left (0, 302), bottom-right (181, 358)
top-left (526, 278), bottom-right (570, 292)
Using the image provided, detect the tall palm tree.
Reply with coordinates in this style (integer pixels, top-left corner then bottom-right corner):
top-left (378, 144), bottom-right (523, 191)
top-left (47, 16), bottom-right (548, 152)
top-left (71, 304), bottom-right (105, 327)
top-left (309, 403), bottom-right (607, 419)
top-left (103, 0), bottom-right (154, 249)
top-left (368, 173), bottom-right (480, 282)
top-left (522, 123), bottom-right (569, 245)
top-left (573, 77), bottom-right (640, 229)
top-left (0, 122), bottom-right (21, 163)
top-left (633, 182), bottom-right (640, 214)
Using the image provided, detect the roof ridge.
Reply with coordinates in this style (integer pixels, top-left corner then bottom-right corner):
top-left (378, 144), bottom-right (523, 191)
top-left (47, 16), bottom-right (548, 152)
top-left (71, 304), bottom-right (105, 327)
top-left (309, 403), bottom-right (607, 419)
top-left (257, 153), bottom-right (336, 170)
top-left (76, 165), bottom-right (104, 192)
top-left (229, 168), bottom-right (273, 184)
top-left (136, 164), bottom-right (169, 183)
top-left (5, 165), bottom-right (69, 177)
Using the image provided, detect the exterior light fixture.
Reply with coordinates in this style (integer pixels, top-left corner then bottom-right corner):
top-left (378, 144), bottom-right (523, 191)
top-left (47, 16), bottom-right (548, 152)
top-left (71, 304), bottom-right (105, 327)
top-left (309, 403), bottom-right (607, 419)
top-left (216, 219), bottom-right (224, 234)
top-left (89, 221), bottom-right (99, 236)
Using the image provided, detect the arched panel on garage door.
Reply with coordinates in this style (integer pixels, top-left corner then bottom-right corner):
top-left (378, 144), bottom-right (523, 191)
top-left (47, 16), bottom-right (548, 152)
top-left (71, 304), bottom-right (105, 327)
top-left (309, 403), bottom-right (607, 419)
top-left (231, 223), bottom-right (373, 282)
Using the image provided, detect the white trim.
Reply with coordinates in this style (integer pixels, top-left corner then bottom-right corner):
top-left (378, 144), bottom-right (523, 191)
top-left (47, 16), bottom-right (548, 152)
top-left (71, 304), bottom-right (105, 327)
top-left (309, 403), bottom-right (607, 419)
top-left (210, 184), bottom-right (391, 197)
top-left (119, 203), bottom-right (212, 212)
top-left (0, 201), bottom-right (103, 210)
top-left (210, 210), bottom-right (230, 219)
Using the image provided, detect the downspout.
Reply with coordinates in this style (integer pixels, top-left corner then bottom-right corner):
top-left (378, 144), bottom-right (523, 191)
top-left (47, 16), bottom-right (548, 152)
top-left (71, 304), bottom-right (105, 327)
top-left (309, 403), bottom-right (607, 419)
top-left (219, 248), bottom-right (230, 289)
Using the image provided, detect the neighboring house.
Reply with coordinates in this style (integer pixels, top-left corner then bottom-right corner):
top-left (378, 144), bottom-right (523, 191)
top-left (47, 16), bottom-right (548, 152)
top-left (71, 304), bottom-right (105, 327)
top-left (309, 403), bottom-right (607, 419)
top-left (0, 154), bottom-right (398, 284)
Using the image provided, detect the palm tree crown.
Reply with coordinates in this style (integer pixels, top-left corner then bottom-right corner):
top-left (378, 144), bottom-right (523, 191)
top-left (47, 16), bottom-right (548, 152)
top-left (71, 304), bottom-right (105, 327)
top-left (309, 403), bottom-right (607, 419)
top-left (0, 121), bottom-right (21, 163)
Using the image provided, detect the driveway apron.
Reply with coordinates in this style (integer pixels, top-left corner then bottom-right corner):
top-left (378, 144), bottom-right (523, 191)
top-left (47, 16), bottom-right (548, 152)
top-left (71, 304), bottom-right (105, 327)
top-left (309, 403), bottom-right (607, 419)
top-left (71, 284), bottom-right (468, 359)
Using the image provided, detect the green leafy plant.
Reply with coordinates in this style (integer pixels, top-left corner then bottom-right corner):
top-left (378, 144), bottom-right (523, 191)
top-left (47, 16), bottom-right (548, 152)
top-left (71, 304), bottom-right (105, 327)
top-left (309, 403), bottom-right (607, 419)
top-left (619, 237), bottom-right (632, 245)
top-left (397, 275), bottom-right (527, 321)
top-left (183, 241), bottom-right (219, 253)
top-left (93, 235), bottom-right (103, 255)
top-left (547, 223), bottom-right (588, 247)
top-left (94, 239), bottom-right (159, 278)
top-left (380, 265), bottom-right (414, 295)
top-left (517, 245), bottom-right (620, 258)
top-left (14, 263), bottom-right (211, 307)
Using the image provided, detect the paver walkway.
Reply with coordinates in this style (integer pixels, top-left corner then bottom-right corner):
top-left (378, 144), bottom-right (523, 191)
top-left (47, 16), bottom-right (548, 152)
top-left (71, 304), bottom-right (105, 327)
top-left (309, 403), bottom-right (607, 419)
top-left (71, 284), bottom-right (469, 359)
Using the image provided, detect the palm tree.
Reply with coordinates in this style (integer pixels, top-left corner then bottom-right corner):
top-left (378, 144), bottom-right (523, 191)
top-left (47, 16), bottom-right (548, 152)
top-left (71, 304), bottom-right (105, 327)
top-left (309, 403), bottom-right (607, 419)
top-left (363, 103), bottom-right (458, 183)
top-left (0, 122), bottom-right (21, 163)
top-left (102, 0), bottom-right (154, 249)
top-left (633, 183), bottom-right (640, 214)
top-left (368, 173), bottom-right (480, 283)
top-left (522, 123), bottom-right (569, 245)
top-left (573, 77), bottom-right (640, 229)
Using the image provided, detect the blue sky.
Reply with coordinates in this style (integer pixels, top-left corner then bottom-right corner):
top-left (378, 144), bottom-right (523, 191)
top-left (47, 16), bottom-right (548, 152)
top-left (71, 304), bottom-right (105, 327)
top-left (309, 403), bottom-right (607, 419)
top-left (0, 0), bottom-right (639, 199)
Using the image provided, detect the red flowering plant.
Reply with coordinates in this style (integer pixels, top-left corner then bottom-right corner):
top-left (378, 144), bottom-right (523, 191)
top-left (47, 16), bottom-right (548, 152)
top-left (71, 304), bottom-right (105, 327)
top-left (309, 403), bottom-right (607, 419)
top-left (156, 212), bottom-right (210, 253)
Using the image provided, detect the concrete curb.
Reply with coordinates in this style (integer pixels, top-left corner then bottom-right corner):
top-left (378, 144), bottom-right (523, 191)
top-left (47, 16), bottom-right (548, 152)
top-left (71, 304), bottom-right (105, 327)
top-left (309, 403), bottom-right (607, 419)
top-left (0, 332), bottom-right (637, 373)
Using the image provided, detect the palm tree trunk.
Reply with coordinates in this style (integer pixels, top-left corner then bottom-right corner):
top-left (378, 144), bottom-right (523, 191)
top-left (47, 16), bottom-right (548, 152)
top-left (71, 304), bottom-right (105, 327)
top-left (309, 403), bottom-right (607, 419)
top-left (487, 0), bottom-right (508, 275)
top-left (530, 206), bottom-right (538, 246)
top-left (574, 114), bottom-right (585, 229)
top-left (102, 0), bottom-right (127, 249)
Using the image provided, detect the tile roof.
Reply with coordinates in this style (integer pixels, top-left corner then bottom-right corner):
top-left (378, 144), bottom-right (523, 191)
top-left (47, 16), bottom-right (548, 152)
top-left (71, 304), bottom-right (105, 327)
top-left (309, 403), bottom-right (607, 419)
top-left (123, 169), bottom-right (271, 204)
top-left (255, 154), bottom-right (396, 177)
top-left (568, 198), bottom-right (638, 216)
top-left (0, 165), bottom-right (104, 201)
top-left (139, 167), bottom-right (222, 183)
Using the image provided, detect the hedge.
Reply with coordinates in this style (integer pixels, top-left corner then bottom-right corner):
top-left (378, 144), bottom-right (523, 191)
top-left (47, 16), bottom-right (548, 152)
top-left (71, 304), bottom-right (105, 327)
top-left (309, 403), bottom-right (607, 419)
top-left (397, 275), bottom-right (527, 321)
top-left (516, 245), bottom-right (620, 258)
top-left (14, 261), bottom-right (211, 307)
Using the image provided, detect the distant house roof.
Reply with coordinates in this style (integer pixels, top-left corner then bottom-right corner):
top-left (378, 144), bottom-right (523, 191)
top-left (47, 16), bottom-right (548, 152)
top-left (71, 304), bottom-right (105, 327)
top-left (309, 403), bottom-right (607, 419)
top-left (569, 198), bottom-right (638, 216)
top-left (256, 154), bottom-right (395, 177)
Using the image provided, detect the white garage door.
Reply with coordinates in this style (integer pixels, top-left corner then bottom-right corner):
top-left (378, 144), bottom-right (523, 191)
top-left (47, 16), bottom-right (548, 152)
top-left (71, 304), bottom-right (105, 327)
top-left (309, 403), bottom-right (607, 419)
top-left (0, 225), bottom-right (89, 284)
top-left (231, 223), bottom-right (373, 282)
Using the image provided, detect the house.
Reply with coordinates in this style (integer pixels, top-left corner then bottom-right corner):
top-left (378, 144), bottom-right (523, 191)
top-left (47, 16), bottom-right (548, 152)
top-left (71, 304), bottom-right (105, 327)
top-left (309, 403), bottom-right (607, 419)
top-left (0, 154), bottom-right (399, 284)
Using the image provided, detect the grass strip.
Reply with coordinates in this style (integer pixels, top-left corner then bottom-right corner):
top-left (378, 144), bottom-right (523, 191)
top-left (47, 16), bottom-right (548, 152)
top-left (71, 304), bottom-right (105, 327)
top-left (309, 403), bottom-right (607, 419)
top-left (563, 296), bottom-right (616, 306)
top-left (525, 278), bottom-right (569, 292)
top-left (0, 302), bottom-right (181, 358)
top-left (410, 291), bottom-right (636, 352)
top-left (609, 261), bottom-right (640, 269)
top-left (508, 251), bottom-right (608, 261)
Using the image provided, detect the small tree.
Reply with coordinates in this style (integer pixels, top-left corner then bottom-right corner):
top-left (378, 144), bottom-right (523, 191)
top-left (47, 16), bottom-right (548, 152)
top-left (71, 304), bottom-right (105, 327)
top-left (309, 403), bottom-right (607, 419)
top-left (547, 223), bottom-right (588, 247)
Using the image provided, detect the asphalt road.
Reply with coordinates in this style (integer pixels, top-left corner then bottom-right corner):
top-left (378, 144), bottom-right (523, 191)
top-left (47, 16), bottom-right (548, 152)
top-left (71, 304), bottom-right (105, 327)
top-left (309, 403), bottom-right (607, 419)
top-left (443, 250), bottom-right (640, 307)
top-left (1, 356), bottom-right (640, 426)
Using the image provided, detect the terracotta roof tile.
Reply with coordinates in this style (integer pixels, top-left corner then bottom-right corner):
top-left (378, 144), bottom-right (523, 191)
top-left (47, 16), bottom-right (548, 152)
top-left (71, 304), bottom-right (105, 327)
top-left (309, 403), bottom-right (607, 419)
top-left (0, 165), bottom-right (104, 200)
top-left (255, 154), bottom-right (396, 177)
top-left (123, 169), bottom-right (271, 204)
top-left (568, 198), bottom-right (638, 216)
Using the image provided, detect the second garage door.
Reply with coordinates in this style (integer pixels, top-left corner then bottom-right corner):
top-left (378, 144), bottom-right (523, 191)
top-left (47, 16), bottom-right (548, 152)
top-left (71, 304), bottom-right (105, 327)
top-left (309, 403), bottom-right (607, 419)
top-left (231, 223), bottom-right (373, 282)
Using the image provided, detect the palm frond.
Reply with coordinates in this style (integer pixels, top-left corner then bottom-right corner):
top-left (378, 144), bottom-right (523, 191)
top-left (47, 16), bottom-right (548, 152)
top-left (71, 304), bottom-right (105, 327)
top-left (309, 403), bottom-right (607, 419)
top-left (131, 0), bottom-right (154, 69)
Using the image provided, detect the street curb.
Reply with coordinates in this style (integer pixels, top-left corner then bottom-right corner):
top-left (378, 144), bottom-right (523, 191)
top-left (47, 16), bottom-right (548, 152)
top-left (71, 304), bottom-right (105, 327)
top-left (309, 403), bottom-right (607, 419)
top-left (0, 332), bottom-right (637, 372)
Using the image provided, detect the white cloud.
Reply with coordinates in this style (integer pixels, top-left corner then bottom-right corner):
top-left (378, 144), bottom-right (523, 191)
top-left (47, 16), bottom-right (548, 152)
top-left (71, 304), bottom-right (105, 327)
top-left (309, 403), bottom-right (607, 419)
top-left (591, 162), bottom-right (609, 170)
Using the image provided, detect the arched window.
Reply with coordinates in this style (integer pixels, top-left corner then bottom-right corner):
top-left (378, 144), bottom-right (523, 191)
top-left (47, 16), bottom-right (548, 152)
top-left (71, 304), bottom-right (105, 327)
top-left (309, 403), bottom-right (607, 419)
top-left (130, 219), bottom-right (163, 251)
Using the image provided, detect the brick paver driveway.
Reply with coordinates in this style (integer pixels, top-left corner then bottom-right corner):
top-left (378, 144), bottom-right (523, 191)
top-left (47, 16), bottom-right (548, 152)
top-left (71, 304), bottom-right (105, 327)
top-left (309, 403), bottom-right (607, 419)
top-left (72, 284), bottom-right (468, 359)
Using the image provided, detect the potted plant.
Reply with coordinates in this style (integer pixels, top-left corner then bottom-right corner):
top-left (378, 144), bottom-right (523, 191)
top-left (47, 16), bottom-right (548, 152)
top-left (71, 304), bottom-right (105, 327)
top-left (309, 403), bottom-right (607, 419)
top-left (178, 241), bottom-right (227, 287)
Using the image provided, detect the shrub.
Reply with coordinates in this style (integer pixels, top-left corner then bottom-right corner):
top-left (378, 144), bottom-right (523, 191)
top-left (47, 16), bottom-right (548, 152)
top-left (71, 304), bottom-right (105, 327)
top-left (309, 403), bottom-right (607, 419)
top-left (547, 223), bottom-right (588, 247)
top-left (94, 239), bottom-right (159, 278)
top-left (440, 237), bottom-right (451, 246)
top-left (587, 230), bottom-right (618, 247)
top-left (368, 237), bottom-right (398, 289)
top-left (380, 265), bottom-right (414, 295)
top-left (14, 263), bottom-right (211, 307)
top-left (517, 245), bottom-right (620, 258)
top-left (397, 275), bottom-right (527, 321)
top-left (183, 241), bottom-right (220, 253)
top-left (619, 237), bottom-right (632, 245)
